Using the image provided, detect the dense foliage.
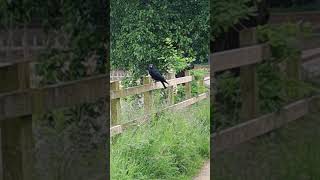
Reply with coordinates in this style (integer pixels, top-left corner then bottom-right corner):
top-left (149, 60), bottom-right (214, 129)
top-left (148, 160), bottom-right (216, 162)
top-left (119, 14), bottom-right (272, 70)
top-left (214, 22), bottom-right (317, 130)
top-left (111, 0), bottom-right (209, 79)
top-left (211, 0), bottom-right (256, 130)
top-left (1, 1), bottom-right (108, 179)
top-left (1, 0), bottom-right (107, 84)
top-left (210, 0), bottom-right (256, 41)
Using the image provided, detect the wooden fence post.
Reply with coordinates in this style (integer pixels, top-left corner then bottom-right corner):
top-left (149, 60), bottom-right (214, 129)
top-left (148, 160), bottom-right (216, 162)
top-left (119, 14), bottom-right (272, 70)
top-left (239, 28), bottom-right (259, 121)
top-left (0, 65), bottom-right (33, 180)
top-left (0, 26), bottom-right (34, 180)
top-left (167, 71), bottom-right (175, 104)
top-left (143, 76), bottom-right (153, 114)
top-left (185, 70), bottom-right (192, 99)
top-left (111, 81), bottom-right (121, 125)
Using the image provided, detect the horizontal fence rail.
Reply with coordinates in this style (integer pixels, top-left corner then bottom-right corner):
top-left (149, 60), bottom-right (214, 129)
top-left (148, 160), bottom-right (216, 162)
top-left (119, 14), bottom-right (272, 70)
top-left (110, 70), bottom-right (209, 136)
top-left (211, 25), bottom-right (320, 154)
top-left (211, 44), bottom-right (270, 72)
top-left (111, 76), bottom-right (192, 99)
top-left (0, 74), bottom-right (108, 120)
top-left (212, 95), bottom-right (320, 155)
top-left (270, 11), bottom-right (320, 28)
top-left (0, 28), bottom-right (67, 64)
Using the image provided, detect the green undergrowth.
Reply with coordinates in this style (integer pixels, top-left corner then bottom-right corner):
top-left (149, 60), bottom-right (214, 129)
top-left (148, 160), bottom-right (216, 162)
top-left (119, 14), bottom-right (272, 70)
top-left (111, 99), bottom-right (210, 180)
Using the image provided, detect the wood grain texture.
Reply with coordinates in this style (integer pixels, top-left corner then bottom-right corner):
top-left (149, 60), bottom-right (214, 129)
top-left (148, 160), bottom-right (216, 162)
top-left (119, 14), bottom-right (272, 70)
top-left (111, 76), bottom-right (192, 99)
top-left (0, 74), bottom-right (108, 120)
top-left (211, 44), bottom-right (267, 72)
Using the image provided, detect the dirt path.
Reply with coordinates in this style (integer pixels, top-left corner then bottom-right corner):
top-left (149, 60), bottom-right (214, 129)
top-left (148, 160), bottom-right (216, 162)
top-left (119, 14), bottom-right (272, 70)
top-left (193, 161), bottom-right (210, 180)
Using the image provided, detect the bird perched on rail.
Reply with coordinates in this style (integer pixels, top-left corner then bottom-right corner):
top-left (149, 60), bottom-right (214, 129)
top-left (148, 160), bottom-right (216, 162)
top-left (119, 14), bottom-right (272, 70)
top-left (148, 64), bottom-right (169, 89)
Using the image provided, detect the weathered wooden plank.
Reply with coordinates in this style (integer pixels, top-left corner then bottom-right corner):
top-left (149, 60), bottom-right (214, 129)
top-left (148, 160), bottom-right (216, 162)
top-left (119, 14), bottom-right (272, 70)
top-left (110, 92), bottom-right (209, 137)
top-left (0, 74), bottom-right (191, 121)
top-left (269, 11), bottom-right (320, 27)
top-left (0, 91), bottom-right (32, 120)
top-left (212, 98), bottom-right (310, 155)
top-left (302, 47), bottom-right (320, 62)
top-left (0, 74), bottom-right (108, 120)
top-left (184, 71), bottom-right (192, 99)
top-left (211, 44), bottom-right (268, 72)
top-left (308, 95), bottom-right (320, 113)
top-left (163, 92), bottom-right (209, 111)
top-left (167, 72), bottom-right (175, 105)
top-left (111, 81), bottom-right (121, 125)
top-left (0, 35), bottom-right (34, 179)
top-left (143, 76), bottom-right (153, 114)
top-left (282, 98), bottom-right (309, 124)
top-left (239, 28), bottom-right (259, 121)
top-left (110, 125), bottom-right (123, 137)
top-left (34, 74), bottom-right (108, 112)
top-left (1, 117), bottom-right (34, 180)
top-left (240, 65), bottom-right (258, 121)
top-left (111, 76), bottom-right (192, 99)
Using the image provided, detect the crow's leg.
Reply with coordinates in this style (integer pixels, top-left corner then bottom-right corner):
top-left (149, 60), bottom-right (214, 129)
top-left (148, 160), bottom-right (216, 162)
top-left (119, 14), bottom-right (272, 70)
top-left (161, 81), bottom-right (167, 89)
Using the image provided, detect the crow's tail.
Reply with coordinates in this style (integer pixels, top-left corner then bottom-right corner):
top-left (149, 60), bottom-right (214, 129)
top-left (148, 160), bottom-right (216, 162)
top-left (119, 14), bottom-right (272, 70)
top-left (161, 81), bottom-right (167, 89)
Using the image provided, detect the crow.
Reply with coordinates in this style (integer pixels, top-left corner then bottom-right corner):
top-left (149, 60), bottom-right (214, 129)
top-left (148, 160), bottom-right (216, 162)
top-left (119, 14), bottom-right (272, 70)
top-left (148, 64), bottom-right (169, 89)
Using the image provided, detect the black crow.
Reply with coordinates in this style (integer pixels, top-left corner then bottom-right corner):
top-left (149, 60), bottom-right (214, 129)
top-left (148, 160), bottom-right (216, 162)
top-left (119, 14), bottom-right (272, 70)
top-left (148, 64), bottom-right (169, 89)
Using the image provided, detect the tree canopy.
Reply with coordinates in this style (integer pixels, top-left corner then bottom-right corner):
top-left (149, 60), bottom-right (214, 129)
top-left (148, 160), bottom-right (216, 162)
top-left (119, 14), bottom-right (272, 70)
top-left (210, 0), bottom-right (256, 41)
top-left (111, 0), bottom-right (209, 79)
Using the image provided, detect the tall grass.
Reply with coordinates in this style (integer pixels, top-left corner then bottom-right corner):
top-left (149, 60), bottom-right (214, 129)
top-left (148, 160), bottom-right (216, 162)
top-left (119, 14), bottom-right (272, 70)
top-left (111, 99), bottom-right (210, 180)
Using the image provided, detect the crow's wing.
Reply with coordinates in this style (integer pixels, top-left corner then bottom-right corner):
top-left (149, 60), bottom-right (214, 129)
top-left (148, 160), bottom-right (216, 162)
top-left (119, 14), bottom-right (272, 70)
top-left (149, 69), bottom-right (166, 82)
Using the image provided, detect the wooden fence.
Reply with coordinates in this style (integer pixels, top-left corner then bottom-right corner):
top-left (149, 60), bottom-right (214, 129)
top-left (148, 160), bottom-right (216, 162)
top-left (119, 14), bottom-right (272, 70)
top-left (211, 27), bottom-right (320, 155)
top-left (270, 11), bottom-right (320, 29)
top-left (110, 70), bottom-right (129, 81)
top-left (0, 28), bottom-right (108, 180)
top-left (110, 71), bottom-right (210, 136)
top-left (0, 27), bottom-right (210, 179)
top-left (269, 11), bottom-right (320, 50)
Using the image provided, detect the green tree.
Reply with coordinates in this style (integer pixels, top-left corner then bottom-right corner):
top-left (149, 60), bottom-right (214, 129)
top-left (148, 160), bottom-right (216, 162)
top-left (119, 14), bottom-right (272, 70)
top-left (111, 0), bottom-right (209, 80)
top-left (210, 0), bottom-right (256, 41)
